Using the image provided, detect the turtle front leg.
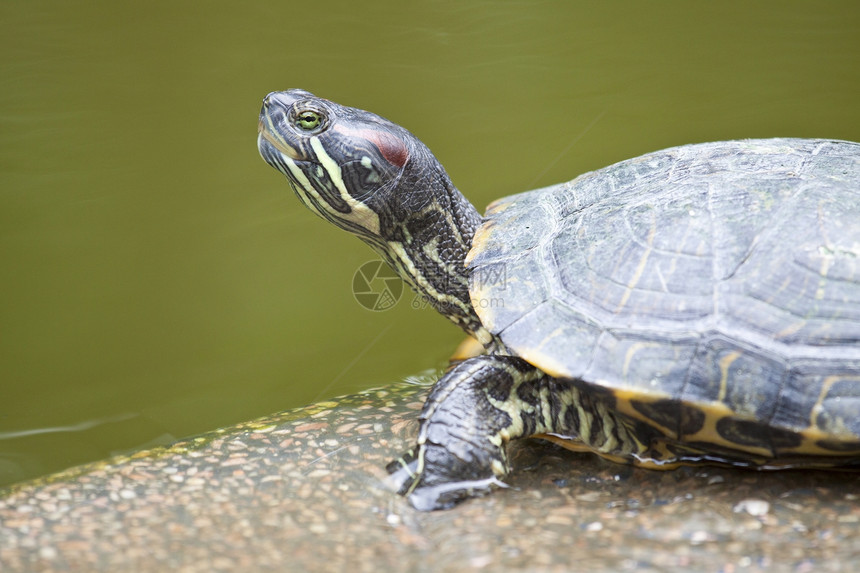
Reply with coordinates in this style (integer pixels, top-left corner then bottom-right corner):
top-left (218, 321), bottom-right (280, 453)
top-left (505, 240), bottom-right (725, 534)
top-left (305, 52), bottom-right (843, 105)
top-left (386, 355), bottom-right (553, 510)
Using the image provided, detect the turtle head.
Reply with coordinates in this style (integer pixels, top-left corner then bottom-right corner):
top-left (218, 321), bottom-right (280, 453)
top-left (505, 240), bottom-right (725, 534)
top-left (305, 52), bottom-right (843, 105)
top-left (258, 89), bottom-right (424, 242)
top-left (258, 90), bottom-right (488, 340)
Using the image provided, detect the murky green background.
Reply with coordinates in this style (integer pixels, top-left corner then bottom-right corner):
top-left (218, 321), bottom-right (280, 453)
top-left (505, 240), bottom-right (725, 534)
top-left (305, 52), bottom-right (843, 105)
top-left (2, 1), bottom-right (859, 487)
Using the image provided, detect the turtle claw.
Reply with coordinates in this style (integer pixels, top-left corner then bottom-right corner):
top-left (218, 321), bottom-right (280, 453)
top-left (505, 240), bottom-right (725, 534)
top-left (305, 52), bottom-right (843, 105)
top-left (384, 448), bottom-right (422, 497)
top-left (385, 445), bottom-right (507, 511)
top-left (405, 476), bottom-right (506, 512)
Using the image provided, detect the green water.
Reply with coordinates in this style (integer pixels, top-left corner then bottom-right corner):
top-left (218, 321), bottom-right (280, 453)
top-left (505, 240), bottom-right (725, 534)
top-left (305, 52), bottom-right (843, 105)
top-left (1, 1), bottom-right (859, 487)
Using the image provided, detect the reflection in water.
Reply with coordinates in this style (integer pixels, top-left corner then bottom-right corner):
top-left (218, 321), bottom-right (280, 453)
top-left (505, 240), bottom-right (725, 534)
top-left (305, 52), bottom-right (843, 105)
top-left (0, 413), bottom-right (138, 441)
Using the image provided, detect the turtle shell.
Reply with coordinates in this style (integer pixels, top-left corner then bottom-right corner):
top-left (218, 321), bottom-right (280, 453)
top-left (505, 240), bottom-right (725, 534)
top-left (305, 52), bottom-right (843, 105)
top-left (467, 138), bottom-right (860, 458)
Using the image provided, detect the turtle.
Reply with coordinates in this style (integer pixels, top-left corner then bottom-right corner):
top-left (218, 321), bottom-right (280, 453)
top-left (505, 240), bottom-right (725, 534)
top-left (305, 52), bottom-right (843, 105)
top-left (257, 89), bottom-right (860, 510)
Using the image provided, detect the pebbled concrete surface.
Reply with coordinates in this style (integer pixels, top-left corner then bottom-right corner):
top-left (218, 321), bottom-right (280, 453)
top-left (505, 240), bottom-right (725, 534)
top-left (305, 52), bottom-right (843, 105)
top-left (1, 381), bottom-right (858, 572)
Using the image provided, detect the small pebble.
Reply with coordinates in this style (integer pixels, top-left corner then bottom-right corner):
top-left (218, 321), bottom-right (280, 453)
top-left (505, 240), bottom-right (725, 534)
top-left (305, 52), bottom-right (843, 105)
top-left (733, 498), bottom-right (770, 517)
top-left (39, 546), bottom-right (57, 560)
top-left (690, 530), bottom-right (709, 544)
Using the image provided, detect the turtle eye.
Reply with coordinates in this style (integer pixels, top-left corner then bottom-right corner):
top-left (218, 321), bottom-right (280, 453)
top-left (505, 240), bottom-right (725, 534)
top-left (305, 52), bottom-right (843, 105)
top-left (295, 110), bottom-right (323, 131)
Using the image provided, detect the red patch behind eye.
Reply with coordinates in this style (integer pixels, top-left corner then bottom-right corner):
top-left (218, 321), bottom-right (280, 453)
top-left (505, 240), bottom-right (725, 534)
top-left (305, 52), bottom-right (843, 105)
top-left (369, 131), bottom-right (409, 168)
top-left (334, 125), bottom-right (409, 168)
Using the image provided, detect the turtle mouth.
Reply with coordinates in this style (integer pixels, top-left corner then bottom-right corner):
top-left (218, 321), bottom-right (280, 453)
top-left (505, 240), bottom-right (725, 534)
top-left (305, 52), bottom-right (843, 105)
top-left (257, 116), bottom-right (303, 161)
